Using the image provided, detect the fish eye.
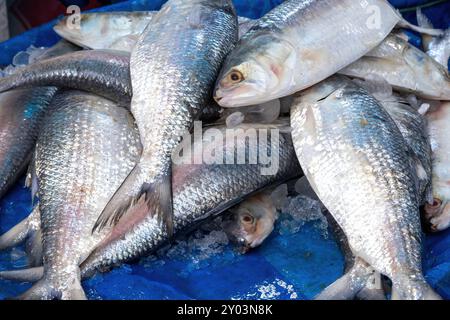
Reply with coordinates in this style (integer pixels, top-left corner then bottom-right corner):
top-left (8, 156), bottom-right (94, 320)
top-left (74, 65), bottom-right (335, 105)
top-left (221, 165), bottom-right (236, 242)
top-left (430, 198), bottom-right (442, 209)
top-left (241, 214), bottom-right (254, 224)
top-left (228, 70), bottom-right (244, 83)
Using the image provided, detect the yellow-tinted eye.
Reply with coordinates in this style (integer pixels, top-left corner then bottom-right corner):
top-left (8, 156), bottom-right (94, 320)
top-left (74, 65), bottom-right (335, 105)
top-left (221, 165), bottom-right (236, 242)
top-left (228, 70), bottom-right (244, 83)
top-left (241, 214), bottom-right (254, 224)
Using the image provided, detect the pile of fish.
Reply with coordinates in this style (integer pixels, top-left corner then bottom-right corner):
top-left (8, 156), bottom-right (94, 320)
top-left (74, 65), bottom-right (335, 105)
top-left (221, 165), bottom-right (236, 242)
top-left (0, 0), bottom-right (449, 300)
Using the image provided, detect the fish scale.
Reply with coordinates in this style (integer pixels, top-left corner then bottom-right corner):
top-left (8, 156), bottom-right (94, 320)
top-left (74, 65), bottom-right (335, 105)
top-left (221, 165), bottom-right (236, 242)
top-left (291, 76), bottom-right (440, 300)
top-left (0, 50), bottom-right (131, 104)
top-left (214, 0), bottom-right (403, 107)
top-left (17, 91), bottom-right (141, 300)
top-left (0, 87), bottom-right (58, 200)
top-left (80, 125), bottom-right (300, 277)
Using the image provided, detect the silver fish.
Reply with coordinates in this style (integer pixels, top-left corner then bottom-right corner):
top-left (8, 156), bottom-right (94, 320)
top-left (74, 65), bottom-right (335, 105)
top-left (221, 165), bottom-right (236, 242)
top-left (214, 0), bottom-right (410, 107)
top-left (416, 8), bottom-right (449, 69)
top-left (54, 11), bottom-right (255, 52)
top-left (81, 123), bottom-right (300, 278)
top-left (93, 0), bottom-right (238, 235)
top-left (0, 88), bottom-right (57, 200)
top-left (339, 35), bottom-right (450, 100)
top-left (0, 50), bottom-right (131, 104)
top-left (425, 102), bottom-right (450, 232)
top-left (381, 96), bottom-right (432, 204)
top-left (0, 41), bottom-right (78, 200)
top-left (291, 76), bottom-right (441, 300)
top-left (12, 91), bottom-right (141, 300)
top-left (353, 78), bottom-right (433, 203)
top-left (54, 11), bottom-right (154, 51)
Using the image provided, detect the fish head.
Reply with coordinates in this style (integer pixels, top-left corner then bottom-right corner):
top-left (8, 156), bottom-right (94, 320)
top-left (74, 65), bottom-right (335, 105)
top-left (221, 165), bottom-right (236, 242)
top-left (225, 194), bottom-right (277, 253)
top-left (424, 198), bottom-right (450, 232)
top-left (214, 32), bottom-right (297, 107)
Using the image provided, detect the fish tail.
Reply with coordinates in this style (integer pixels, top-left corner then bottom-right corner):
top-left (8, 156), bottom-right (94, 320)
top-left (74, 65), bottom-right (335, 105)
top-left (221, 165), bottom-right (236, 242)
top-left (93, 163), bottom-right (174, 236)
top-left (397, 17), bottom-right (443, 36)
top-left (0, 266), bottom-right (44, 283)
top-left (315, 259), bottom-right (376, 300)
top-left (0, 206), bottom-right (40, 251)
top-left (16, 275), bottom-right (86, 300)
top-left (392, 276), bottom-right (442, 300)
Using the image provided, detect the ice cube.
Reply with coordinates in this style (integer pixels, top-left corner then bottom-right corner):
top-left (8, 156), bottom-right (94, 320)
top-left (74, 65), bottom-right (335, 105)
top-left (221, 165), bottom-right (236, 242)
top-left (270, 184), bottom-right (288, 210)
top-left (12, 50), bottom-right (30, 66)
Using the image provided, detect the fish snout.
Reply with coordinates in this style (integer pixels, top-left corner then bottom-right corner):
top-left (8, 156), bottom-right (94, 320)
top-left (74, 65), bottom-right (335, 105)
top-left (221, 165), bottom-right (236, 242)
top-left (424, 199), bottom-right (450, 232)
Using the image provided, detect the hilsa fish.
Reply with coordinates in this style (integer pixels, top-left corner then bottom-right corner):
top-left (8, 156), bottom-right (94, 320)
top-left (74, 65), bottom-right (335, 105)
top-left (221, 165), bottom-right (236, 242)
top-left (425, 102), bottom-right (450, 232)
top-left (0, 50), bottom-right (131, 105)
top-left (0, 91), bottom-right (141, 300)
top-left (291, 76), bottom-right (441, 300)
top-left (54, 11), bottom-right (256, 52)
top-left (214, 0), bottom-right (441, 107)
top-left (81, 122), bottom-right (300, 278)
top-left (93, 0), bottom-right (239, 236)
top-left (339, 35), bottom-right (450, 100)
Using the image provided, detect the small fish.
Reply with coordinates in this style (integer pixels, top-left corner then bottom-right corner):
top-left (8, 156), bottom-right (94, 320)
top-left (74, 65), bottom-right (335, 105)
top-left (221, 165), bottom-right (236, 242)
top-left (0, 50), bottom-right (131, 104)
top-left (2, 91), bottom-right (141, 300)
top-left (213, 0), bottom-right (440, 107)
top-left (425, 102), bottom-right (450, 232)
top-left (339, 35), bottom-right (450, 100)
top-left (93, 0), bottom-right (239, 236)
top-left (54, 11), bottom-right (255, 52)
top-left (291, 76), bottom-right (441, 300)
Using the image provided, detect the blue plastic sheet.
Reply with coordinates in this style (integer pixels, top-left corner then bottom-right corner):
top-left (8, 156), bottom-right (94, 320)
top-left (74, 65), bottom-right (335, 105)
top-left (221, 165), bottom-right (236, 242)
top-left (0, 0), bottom-right (450, 300)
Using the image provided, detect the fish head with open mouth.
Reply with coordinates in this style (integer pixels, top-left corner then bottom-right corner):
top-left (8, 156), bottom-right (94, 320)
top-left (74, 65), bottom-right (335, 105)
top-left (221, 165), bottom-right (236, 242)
top-left (214, 32), bottom-right (297, 108)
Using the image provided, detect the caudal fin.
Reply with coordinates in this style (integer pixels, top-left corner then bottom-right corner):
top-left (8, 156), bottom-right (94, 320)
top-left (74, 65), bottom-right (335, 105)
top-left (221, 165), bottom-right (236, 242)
top-left (0, 207), bottom-right (40, 251)
top-left (397, 17), bottom-right (443, 36)
top-left (0, 266), bottom-right (44, 282)
top-left (93, 163), bottom-right (174, 236)
top-left (17, 277), bottom-right (86, 300)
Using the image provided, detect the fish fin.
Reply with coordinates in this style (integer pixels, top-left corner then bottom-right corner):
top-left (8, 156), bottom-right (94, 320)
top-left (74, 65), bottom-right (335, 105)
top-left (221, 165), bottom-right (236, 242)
top-left (25, 229), bottom-right (43, 267)
top-left (397, 17), bottom-right (443, 36)
top-left (0, 206), bottom-right (40, 251)
top-left (416, 8), bottom-right (434, 29)
top-left (93, 164), bottom-right (174, 236)
top-left (17, 274), bottom-right (86, 300)
top-left (0, 266), bottom-right (44, 283)
top-left (315, 259), bottom-right (374, 300)
top-left (25, 156), bottom-right (39, 204)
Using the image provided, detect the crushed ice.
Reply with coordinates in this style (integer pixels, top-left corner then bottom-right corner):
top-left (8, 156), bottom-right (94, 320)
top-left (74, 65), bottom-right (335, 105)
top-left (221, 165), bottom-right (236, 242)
top-left (1, 45), bottom-right (47, 77)
top-left (231, 278), bottom-right (299, 300)
top-left (278, 195), bottom-right (328, 238)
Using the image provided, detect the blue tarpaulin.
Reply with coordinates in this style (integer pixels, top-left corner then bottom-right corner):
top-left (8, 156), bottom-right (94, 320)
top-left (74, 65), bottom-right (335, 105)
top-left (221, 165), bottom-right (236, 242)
top-left (0, 0), bottom-right (449, 300)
